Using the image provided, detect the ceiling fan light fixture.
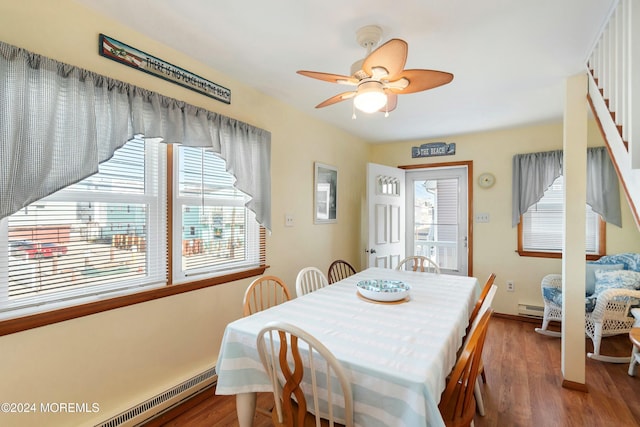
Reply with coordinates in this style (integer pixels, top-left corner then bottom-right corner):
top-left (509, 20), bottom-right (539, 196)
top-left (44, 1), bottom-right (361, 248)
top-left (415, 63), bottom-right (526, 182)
top-left (353, 81), bottom-right (387, 113)
top-left (298, 25), bottom-right (453, 116)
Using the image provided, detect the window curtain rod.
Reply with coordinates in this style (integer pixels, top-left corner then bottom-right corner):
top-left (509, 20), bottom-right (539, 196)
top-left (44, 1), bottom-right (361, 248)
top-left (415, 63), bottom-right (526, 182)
top-left (0, 40), bottom-right (271, 231)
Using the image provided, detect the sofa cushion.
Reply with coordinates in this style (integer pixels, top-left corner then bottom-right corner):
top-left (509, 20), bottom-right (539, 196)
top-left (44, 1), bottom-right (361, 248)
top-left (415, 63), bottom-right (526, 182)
top-left (594, 269), bottom-right (640, 297)
top-left (543, 286), bottom-right (563, 307)
top-left (586, 263), bottom-right (624, 295)
top-left (542, 286), bottom-right (598, 313)
top-left (590, 253), bottom-right (640, 272)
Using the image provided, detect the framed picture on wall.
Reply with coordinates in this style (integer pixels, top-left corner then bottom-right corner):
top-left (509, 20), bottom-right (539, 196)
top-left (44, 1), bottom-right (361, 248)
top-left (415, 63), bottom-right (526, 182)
top-left (314, 162), bottom-right (337, 224)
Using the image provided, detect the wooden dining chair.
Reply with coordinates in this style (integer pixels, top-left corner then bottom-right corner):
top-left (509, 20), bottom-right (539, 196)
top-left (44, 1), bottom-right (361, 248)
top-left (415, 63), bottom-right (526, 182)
top-left (439, 309), bottom-right (493, 427)
top-left (296, 267), bottom-right (329, 296)
top-left (465, 282), bottom-right (497, 416)
top-left (256, 321), bottom-right (354, 427)
top-left (457, 274), bottom-right (497, 418)
top-left (327, 260), bottom-right (357, 284)
top-left (242, 276), bottom-right (292, 418)
top-left (243, 275), bottom-right (292, 316)
top-left (467, 273), bottom-right (497, 334)
top-left (396, 255), bottom-right (441, 273)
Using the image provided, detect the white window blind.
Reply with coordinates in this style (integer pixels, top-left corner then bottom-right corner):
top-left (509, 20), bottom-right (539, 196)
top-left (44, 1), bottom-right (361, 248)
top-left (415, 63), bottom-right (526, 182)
top-left (522, 176), bottom-right (600, 253)
top-left (173, 146), bottom-right (262, 282)
top-left (0, 139), bottom-right (167, 317)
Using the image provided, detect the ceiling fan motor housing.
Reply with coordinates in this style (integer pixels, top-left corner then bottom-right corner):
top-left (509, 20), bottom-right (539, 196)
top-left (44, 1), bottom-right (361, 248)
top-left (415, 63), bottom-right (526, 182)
top-left (351, 25), bottom-right (383, 76)
top-left (356, 25), bottom-right (383, 49)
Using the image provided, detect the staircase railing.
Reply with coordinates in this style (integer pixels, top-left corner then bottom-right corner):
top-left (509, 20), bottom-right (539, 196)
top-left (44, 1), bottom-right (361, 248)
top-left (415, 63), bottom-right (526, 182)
top-left (587, 0), bottom-right (640, 227)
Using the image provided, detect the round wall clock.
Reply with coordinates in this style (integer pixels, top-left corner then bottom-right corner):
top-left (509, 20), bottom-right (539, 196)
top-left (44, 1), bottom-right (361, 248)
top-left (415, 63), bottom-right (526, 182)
top-left (478, 173), bottom-right (496, 189)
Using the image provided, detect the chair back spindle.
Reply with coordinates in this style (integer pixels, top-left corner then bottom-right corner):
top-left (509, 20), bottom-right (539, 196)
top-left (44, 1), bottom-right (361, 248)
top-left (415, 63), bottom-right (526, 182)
top-left (296, 267), bottom-right (329, 296)
top-left (328, 260), bottom-right (357, 284)
top-left (243, 276), bottom-right (291, 316)
top-left (396, 256), bottom-right (440, 274)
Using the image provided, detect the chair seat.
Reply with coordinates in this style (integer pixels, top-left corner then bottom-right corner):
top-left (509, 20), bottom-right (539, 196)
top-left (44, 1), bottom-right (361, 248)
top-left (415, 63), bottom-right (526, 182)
top-left (541, 286), bottom-right (598, 313)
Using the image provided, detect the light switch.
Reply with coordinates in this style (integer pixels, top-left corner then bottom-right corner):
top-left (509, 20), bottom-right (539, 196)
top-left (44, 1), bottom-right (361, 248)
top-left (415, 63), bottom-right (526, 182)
top-left (475, 213), bottom-right (490, 223)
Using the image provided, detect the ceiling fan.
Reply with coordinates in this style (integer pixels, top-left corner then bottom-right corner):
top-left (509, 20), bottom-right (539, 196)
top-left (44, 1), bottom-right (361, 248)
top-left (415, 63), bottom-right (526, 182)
top-left (297, 25), bottom-right (454, 117)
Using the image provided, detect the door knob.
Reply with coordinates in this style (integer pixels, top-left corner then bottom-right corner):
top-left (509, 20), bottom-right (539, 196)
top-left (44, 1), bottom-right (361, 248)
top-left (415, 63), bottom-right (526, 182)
top-left (365, 248), bottom-right (377, 254)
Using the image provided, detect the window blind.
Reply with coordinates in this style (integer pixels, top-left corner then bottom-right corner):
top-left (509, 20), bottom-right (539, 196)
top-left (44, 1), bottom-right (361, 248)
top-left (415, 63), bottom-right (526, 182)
top-left (522, 176), bottom-right (600, 253)
top-left (1, 139), bottom-right (167, 316)
top-left (173, 146), bottom-right (262, 282)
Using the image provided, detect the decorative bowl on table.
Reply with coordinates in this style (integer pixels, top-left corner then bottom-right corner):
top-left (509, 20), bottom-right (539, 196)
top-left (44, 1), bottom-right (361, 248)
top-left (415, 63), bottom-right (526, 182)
top-left (356, 279), bottom-right (411, 302)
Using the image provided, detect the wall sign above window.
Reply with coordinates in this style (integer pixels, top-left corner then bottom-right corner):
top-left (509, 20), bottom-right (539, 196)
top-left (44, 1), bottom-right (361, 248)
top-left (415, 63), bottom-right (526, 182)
top-left (99, 34), bottom-right (231, 104)
top-left (411, 142), bottom-right (456, 158)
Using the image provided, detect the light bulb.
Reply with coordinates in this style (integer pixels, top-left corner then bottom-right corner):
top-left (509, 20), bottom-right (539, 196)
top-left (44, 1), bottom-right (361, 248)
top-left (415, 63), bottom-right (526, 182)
top-left (353, 81), bottom-right (387, 113)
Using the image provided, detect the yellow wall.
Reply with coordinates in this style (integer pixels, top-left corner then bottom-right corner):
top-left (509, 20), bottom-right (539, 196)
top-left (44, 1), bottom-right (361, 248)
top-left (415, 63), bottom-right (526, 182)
top-left (0, 1), bottom-right (368, 426)
top-left (371, 120), bottom-right (640, 315)
top-left (1, 2), bottom-right (639, 426)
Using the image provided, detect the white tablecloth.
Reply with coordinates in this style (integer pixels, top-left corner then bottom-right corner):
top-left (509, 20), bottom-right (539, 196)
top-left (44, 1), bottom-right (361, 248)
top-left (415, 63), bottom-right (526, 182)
top-left (215, 267), bottom-right (479, 427)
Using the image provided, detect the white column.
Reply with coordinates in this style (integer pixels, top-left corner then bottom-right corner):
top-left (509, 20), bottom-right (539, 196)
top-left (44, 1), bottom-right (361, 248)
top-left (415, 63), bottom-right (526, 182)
top-left (561, 73), bottom-right (588, 388)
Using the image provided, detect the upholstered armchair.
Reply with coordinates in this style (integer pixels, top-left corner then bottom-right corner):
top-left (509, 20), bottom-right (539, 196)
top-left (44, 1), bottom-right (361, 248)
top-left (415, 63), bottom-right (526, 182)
top-left (535, 253), bottom-right (640, 363)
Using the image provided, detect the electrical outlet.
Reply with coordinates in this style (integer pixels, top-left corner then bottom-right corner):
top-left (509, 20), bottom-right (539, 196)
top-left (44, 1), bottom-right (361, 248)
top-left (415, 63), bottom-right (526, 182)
top-left (285, 214), bottom-right (294, 227)
top-left (506, 280), bottom-right (515, 292)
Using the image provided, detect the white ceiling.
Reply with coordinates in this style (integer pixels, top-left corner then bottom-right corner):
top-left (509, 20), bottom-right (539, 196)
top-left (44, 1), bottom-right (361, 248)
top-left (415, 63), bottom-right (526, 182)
top-left (75, 0), bottom-right (615, 143)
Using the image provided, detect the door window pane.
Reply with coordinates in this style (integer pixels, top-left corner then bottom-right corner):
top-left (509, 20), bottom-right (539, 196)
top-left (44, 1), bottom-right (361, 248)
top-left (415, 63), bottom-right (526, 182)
top-left (413, 178), bottom-right (459, 270)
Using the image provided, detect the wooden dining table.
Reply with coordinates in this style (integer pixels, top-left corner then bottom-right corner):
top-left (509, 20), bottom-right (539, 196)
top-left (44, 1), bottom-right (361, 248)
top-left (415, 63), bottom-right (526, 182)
top-left (215, 267), bottom-right (479, 427)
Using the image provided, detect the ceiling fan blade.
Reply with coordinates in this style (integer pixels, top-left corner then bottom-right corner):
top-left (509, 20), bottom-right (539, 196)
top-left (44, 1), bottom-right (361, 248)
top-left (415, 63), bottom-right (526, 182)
top-left (362, 39), bottom-right (408, 80)
top-left (297, 70), bottom-right (358, 85)
top-left (315, 91), bottom-right (356, 108)
top-left (387, 69), bottom-right (454, 94)
top-left (381, 91), bottom-right (398, 113)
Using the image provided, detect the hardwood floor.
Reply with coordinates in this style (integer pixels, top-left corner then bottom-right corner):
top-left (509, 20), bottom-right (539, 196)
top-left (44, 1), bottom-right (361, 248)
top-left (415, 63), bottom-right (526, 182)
top-left (145, 316), bottom-right (640, 427)
top-left (475, 317), bottom-right (640, 427)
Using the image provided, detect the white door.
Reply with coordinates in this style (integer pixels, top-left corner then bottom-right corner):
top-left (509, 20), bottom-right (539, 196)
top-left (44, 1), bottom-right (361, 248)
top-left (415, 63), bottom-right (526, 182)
top-left (405, 166), bottom-right (469, 275)
top-left (366, 163), bottom-right (405, 269)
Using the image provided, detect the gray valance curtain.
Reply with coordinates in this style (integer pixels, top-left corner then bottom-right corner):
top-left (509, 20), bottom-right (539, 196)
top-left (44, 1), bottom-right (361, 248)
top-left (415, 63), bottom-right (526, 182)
top-left (512, 147), bottom-right (621, 227)
top-left (0, 41), bottom-right (271, 230)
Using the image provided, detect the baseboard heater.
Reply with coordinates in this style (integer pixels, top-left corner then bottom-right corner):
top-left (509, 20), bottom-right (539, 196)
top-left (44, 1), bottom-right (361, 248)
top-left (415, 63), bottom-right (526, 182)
top-left (95, 366), bottom-right (217, 427)
top-left (518, 303), bottom-right (544, 318)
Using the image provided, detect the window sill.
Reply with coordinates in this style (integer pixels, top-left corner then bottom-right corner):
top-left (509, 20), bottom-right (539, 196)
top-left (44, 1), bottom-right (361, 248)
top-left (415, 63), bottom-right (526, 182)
top-left (0, 265), bottom-right (268, 337)
top-left (516, 250), bottom-right (602, 261)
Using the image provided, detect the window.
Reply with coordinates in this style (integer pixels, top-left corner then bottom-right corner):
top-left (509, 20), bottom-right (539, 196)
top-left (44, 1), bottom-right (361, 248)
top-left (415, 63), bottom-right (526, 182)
top-left (518, 176), bottom-right (605, 258)
top-left (0, 140), bottom-right (265, 320)
top-left (173, 146), bottom-right (263, 282)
